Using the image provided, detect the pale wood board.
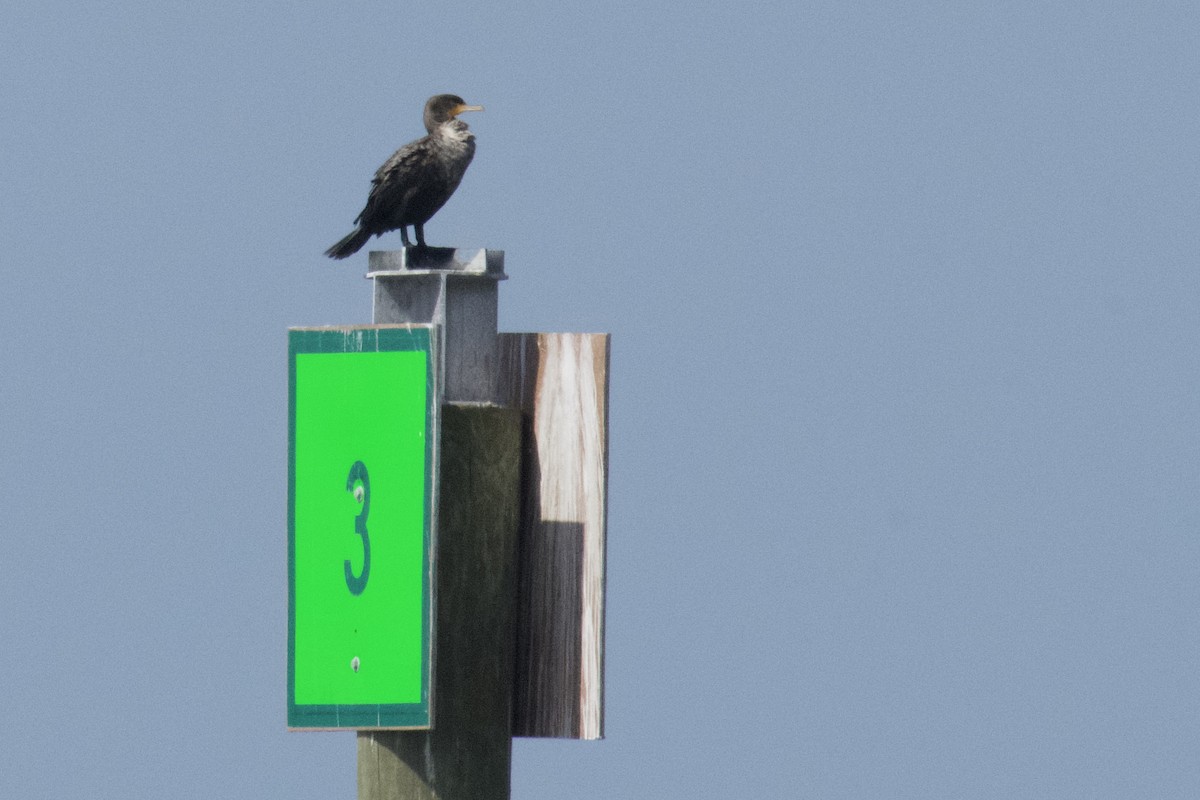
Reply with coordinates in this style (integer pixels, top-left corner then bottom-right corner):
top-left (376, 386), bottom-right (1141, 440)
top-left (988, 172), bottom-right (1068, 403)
top-left (497, 332), bottom-right (609, 740)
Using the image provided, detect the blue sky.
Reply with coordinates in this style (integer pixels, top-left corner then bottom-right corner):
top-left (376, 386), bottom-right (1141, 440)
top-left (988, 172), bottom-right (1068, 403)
top-left (3, 1), bottom-right (1199, 797)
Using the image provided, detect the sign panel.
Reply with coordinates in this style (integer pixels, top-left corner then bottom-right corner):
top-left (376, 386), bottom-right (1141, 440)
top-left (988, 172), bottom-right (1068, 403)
top-left (288, 325), bottom-right (439, 729)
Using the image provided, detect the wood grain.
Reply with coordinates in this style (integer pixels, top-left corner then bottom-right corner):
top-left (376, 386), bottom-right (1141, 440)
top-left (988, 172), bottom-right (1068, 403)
top-left (498, 333), bottom-right (609, 740)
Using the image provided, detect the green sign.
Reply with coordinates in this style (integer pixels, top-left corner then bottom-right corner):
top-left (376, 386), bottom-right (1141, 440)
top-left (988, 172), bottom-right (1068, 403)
top-left (288, 325), bottom-right (439, 729)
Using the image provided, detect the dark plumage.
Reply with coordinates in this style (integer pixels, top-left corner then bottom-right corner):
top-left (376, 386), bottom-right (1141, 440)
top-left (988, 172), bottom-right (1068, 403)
top-left (326, 94), bottom-right (483, 259)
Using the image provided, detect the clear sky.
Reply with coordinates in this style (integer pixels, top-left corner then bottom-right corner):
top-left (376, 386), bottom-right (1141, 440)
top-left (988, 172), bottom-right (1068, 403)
top-left (3, 1), bottom-right (1199, 797)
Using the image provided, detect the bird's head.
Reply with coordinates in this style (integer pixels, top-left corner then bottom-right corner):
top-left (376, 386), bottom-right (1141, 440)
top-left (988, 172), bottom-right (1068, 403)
top-left (424, 94), bottom-right (484, 132)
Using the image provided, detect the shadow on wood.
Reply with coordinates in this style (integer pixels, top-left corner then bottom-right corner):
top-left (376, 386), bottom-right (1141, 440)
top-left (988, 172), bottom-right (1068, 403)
top-left (513, 512), bottom-right (583, 737)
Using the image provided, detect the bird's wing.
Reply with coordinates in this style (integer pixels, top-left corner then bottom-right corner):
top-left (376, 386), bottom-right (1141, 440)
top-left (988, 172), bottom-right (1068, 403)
top-left (355, 139), bottom-right (438, 229)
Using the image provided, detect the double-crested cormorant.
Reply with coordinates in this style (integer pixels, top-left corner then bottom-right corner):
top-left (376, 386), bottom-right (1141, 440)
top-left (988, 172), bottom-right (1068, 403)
top-left (325, 94), bottom-right (483, 259)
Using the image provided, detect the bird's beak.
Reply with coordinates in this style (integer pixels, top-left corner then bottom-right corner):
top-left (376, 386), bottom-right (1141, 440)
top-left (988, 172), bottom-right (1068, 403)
top-left (454, 104), bottom-right (484, 116)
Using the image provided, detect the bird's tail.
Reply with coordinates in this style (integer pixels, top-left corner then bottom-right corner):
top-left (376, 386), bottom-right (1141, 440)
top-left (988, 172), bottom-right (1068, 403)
top-left (325, 228), bottom-right (372, 260)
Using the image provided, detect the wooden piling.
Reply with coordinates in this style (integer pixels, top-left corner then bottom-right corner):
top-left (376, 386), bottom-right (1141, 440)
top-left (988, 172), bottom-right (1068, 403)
top-left (357, 404), bottom-right (521, 800)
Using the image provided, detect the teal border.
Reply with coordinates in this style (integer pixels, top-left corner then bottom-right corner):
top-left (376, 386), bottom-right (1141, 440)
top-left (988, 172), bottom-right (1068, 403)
top-left (287, 325), bottom-right (439, 730)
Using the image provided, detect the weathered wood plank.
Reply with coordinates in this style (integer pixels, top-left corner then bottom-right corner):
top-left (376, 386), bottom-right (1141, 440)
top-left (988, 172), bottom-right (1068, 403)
top-left (498, 333), bottom-right (609, 740)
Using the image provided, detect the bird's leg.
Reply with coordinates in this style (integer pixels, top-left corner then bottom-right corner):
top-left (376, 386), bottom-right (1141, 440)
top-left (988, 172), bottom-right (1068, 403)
top-left (414, 223), bottom-right (427, 249)
top-left (400, 227), bottom-right (412, 248)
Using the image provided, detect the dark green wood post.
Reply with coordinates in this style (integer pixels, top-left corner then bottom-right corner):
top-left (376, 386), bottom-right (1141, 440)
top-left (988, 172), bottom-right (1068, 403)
top-left (358, 403), bottom-right (520, 800)
top-left (359, 249), bottom-right (517, 800)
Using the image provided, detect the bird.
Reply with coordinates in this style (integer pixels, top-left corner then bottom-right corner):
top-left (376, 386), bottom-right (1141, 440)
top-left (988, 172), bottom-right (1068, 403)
top-left (325, 94), bottom-right (483, 259)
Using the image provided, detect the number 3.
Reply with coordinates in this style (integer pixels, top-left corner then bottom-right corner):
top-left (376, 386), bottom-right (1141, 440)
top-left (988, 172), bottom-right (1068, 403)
top-left (345, 461), bottom-right (370, 595)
